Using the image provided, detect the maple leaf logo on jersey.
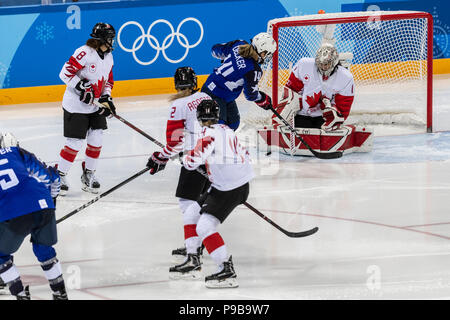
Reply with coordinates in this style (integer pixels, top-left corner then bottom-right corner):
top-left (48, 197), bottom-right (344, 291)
top-left (305, 91), bottom-right (322, 108)
top-left (91, 77), bottom-right (105, 98)
top-left (89, 64), bottom-right (97, 73)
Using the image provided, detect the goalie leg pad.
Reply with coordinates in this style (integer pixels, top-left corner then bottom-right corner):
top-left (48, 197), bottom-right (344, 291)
top-left (257, 125), bottom-right (373, 156)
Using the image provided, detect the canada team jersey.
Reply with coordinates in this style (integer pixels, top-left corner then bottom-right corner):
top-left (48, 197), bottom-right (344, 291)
top-left (286, 58), bottom-right (354, 118)
top-left (182, 124), bottom-right (254, 191)
top-left (161, 91), bottom-right (212, 158)
top-left (59, 45), bottom-right (114, 114)
top-left (0, 147), bottom-right (59, 222)
top-left (203, 40), bottom-right (263, 103)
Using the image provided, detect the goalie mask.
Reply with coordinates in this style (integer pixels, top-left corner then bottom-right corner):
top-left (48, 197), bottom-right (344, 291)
top-left (251, 32), bottom-right (277, 64)
top-left (315, 44), bottom-right (339, 78)
top-left (91, 22), bottom-right (116, 52)
top-left (197, 100), bottom-right (220, 123)
top-left (174, 66), bottom-right (197, 90)
top-left (0, 132), bottom-right (19, 148)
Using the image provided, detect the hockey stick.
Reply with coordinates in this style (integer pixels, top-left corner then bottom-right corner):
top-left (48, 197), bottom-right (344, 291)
top-left (94, 101), bottom-right (166, 149)
top-left (243, 202), bottom-right (318, 238)
top-left (56, 167), bottom-right (150, 224)
top-left (268, 106), bottom-right (343, 159)
top-left (109, 110), bottom-right (318, 238)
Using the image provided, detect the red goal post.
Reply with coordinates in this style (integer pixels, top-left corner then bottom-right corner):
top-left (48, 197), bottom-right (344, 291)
top-left (250, 11), bottom-right (434, 132)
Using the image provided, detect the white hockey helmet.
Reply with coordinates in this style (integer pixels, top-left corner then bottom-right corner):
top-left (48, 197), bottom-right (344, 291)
top-left (251, 32), bottom-right (277, 63)
top-left (315, 43), bottom-right (339, 77)
top-left (0, 132), bottom-right (18, 148)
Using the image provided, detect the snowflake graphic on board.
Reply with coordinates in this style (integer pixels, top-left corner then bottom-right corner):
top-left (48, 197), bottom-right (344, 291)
top-left (35, 21), bottom-right (55, 45)
top-left (432, 6), bottom-right (450, 58)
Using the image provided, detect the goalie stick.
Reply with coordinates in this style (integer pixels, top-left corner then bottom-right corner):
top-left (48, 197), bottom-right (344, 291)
top-left (110, 110), bottom-right (319, 239)
top-left (269, 106), bottom-right (343, 159)
top-left (56, 167), bottom-right (150, 224)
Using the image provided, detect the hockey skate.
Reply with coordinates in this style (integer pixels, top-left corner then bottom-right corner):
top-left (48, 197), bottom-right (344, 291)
top-left (81, 161), bottom-right (100, 194)
top-left (169, 253), bottom-right (202, 280)
top-left (57, 170), bottom-right (69, 196)
top-left (16, 285), bottom-right (31, 300)
top-left (52, 287), bottom-right (68, 300)
top-left (205, 256), bottom-right (238, 288)
top-left (172, 244), bottom-right (204, 264)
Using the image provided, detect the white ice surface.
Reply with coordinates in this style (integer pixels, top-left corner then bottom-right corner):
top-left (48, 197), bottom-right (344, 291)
top-left (1, 76), bottom-right (450, 300)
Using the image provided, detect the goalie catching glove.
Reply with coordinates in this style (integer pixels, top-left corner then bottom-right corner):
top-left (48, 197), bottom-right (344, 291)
top-left (255, 92), bottom-right (272, 110)
top-left (97, 94), bottom-right (116, 117)
top-left (146, 151), bottom-right (169, 175)
top-left (321, 98), bottom-right (344, 131)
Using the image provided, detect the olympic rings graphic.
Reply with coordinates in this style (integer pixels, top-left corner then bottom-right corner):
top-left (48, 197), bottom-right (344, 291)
top-left (117, 18), bottom-right (204, 65)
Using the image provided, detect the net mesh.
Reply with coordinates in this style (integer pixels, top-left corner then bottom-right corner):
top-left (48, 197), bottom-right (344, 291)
top-left (243, 11), bottom-right (430, 130)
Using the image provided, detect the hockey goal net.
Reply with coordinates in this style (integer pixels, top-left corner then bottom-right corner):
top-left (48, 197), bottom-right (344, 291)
top-left (243, 11), bottom-right (434, 133)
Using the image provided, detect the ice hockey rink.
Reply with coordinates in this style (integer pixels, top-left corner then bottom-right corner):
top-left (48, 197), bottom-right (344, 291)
top-left (1, 76), bottom-right (450, 300)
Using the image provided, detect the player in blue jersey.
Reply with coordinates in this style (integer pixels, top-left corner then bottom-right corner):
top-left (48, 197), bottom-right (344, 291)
top-left (0, 132), bottom-right (68, 300)
top-left (201, 32), bottom-right (277, 130)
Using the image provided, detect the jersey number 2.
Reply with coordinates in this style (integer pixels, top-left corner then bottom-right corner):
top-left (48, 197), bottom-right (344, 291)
top-left (0, 159), bottom-right (19, 191)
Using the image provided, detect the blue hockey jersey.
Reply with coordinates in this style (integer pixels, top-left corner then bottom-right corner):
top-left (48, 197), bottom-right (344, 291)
top-left (0, 146), bottom-right (59, 222)
top-left (202, 40), bottom-right (264, 103)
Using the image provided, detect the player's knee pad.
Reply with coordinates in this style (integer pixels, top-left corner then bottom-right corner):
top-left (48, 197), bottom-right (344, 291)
top-left (183, 201), bottom-right (201, 225)
top-left (65, 137), bottom-right (84, 151)
top-left (178, 198), bottom-right (195, 215)
top-left (86, 128), bottom-right (103, 147)
top-left (32, 243), bottom-right (56, 263)
top-left (196, 213), bottom-right (220, 240)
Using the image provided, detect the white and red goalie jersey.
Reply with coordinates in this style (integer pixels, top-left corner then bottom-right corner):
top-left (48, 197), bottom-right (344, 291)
top-left (59, 45), bottom-right (114, 114)
top-left (182, 124), bottom-right (254, 191)
top-left (160, 91), bottom-right (212, 159)
top-left (284, 57), bottom-right (354, 120)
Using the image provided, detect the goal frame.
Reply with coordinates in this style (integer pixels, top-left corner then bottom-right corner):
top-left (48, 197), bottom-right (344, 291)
top-left (269, 11), bottom-right (434, 132)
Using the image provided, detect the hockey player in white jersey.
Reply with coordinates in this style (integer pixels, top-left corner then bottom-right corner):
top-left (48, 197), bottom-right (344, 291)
top-left (168, 100), bottom-right (254, 288)
top-left (275, 43), bottom-right (354, 131)
top-left (56, 22), bottom-right (117, 195)
top-left (146, 66), bottom-right (211, 262)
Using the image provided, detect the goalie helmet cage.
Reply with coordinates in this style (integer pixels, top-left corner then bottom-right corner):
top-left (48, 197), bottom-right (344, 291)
top-left (246, 11), bottom-right (433, 132)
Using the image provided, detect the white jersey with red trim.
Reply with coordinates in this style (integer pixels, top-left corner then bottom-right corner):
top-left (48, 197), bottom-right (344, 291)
top-left (286, 58), bottom-right (354, 119)
top-left (182, 124), bottom-right (254, 191)
top-left (160, 91), bottom-right (212, 158)
top-left (59, 45), bottom-right (114, 114)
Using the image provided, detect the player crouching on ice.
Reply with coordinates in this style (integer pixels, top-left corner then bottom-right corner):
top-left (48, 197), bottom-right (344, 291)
top-left (259, 43), bottom-right (372, 156)
top-left (0, 133), bottom-right (68, 300)
top-left (149, 100), bottom-right (254, 288)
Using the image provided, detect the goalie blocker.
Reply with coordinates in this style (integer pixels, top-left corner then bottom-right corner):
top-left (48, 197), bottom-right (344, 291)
top-left (257, 124), bottom-right (373, 156)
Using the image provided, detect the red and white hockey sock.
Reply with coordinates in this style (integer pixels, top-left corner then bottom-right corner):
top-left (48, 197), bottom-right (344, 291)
top-left (84, 144), bottom-right (102, 171)
top-left (58, 144), bottom-right (80, 174)
top-left (183, 201), bottom-right (202, 254)
top-left (203, 232), bottom-right (227, 269)
top-left (85, 129), bottom-right (103, 171)
top-left (197, 213), bottom-right (228, 269)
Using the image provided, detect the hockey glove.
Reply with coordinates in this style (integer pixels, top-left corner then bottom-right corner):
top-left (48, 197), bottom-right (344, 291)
top-left (255, 92), bottom-right (272, 110)
top-left (75, 79), bottom-right (94, 105)
top-left (98, 94), bottom-right (116, 115)
top-left (146, 151), bottom-right (169, 175)
top-left (321, 98), bottom-right (344, 131)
